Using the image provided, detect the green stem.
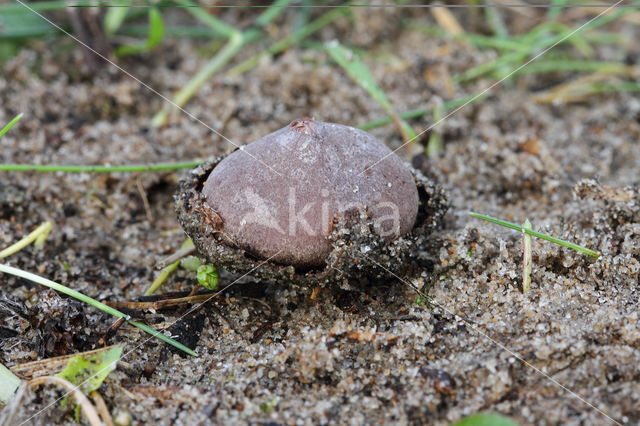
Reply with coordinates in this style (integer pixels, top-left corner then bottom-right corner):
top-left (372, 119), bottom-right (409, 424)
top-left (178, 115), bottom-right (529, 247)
top-left (0, 161), bottom-right (201, 173)
top-left (469, 212), bottom-right (599, 258)
top-left (0, 264), bottom-right (197, 356)
top-left (0, 113), bottom-right (23, 139)
top-left (0, 221), bottom-right (53, 259)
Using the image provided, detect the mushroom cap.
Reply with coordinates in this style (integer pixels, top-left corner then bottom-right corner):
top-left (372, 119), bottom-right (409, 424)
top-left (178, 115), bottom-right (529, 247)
top-left (201, 118), bottom-right (419, 269)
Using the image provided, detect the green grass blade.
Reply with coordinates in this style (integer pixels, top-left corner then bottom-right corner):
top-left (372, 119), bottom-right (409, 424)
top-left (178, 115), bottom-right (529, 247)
top-left (585, 81), bottom-right (640, 94)
top-left (0, 264), bottom-right (197, 356)
top-left (115, 7), bottom-right (165, 57)
top-left (547, 0), bottom-right (566, 20)
top-left (358, 108), bottom-right (428, 131)
top-left (0, 363), bottom-right (21, 405)
top-left (326, 41), bottom-right (393, 110)
top-left (453, 50), bottom-right (527, 83)
top-left (454, 413), bottom-right (519, 426)
top-left (117, 24), bottom-right (221, 39)
top-left (484, 1), bottom-right (508, 39)
top-left (175, 0), bottom-right (237, 39)
top-left (0, 1), bottom-right (72, 13)
top-left (461, 33), bottom-right (528, 52)
top-left (0, 264), bottom-right (129, 319)
top-left (326, 41), bottom-right (417, 142)
top-left (0, 161), bottom-right (201, 173)
top-left (151, 30), bottom-right (245, 127)
top-left (293, 0), bottom-right (313, 33)
top-left (455, 7), bottom-right (632, 85)
top-left (126, 320), bottom-right (196, 356)
top-left (469, 212), bottom-right (600, 258)
top-left (0, 113), bottom-right (23, 139)
top-left (227, 5), bottom-right (350, 76)
top-left (0, 10), bottom-right (60, 39)
top-left (57, 346), bottom-right (123, 395)
top-left (357, 93), bottom-right (484, 132)
top-left (254, 0), bottom-right (293, 28)
top-left (104, 0), bottom-right (130, 35)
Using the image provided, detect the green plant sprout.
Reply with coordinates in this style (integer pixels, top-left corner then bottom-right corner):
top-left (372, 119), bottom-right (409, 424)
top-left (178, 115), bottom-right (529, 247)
top-left (57, 345), bottom-right (123, 419)
top-left (0, 221), bottom-right (52, 259)
top-left (196, 264), bottom-right (219, 290)
top-left (0, 113), bottom-right (23, 138)
top-left (522, 219), bottom-right (532, 293)
top-left (57, 346), bottom-right (122, 396)
top-left (0, 265), bottom-right (196, 356)
top-left (145, 239), bottom-right (194, 296)
top-left (147, 240), bottom-right (218, 295)
top-left (259, 397), bottom-right (277, 413)
top-left (469, 212), bottom-right (599, 258)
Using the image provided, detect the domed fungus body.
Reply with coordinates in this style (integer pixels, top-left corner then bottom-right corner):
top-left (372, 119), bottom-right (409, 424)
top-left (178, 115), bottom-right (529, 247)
top-left (201, 118), bottom-right (419, 270)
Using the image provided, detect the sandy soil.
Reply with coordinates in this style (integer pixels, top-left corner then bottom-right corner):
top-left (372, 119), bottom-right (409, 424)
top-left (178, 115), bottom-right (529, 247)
top-left (1, 4), bottom-right (639, 426)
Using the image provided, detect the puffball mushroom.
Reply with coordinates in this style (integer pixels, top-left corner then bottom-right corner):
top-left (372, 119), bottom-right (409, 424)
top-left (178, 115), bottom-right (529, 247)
top-left (176, 118), bottom-right (448, 288)
top-left (201, 118), bottom-right (419, 269)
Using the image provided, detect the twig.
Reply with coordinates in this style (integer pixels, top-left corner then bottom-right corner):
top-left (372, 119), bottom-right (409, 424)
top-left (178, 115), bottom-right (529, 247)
top-left (106, 293), bottom-right (214, 311)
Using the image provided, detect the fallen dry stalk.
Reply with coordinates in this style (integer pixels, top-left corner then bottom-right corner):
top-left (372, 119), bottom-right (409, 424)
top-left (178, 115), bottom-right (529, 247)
top-left (106, 293), bottom-right (214, 311)
top-left (10, 345), bottom-right (122, 380)
top-left (91, 391), bottom-right (115, 426)
top-left (532, 66), bottom-right (640, 104)
top-left (28, 376), bottom-right (102, 426)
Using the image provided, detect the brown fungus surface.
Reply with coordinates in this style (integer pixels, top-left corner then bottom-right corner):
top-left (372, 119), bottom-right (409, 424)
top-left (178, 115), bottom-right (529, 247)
top-left (202, 118), bottom-right (419, 269)
top-left (176, 119), bottom-right (447, 287)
